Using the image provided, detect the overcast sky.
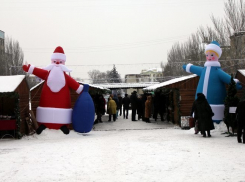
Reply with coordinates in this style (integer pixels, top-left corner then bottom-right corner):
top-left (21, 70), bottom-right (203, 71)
top-left (0, 0), bottom-right (225, 81)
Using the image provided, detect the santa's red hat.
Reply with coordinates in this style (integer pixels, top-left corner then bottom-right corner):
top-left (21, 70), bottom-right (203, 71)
top-left (51, 46), bottom-right (66, 61)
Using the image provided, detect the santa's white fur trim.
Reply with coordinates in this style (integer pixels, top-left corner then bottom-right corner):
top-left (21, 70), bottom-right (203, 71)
top-left (205, 44), bottom-right (222, 58)
top-left (210, 104), bottom-right (225, 120)
top-left (234, 78), bottom-right (239, 83)
top-left (76, 85), bottom-right (84, 94)
top-left (28, 65), bottom-right (35, 74)
top-left (186, 63), bottom-right (193, 73)
top-left (204, 61), bottom-right (221, 67)
top-left (51, 53), bottom-right (66, 61)
top-left (36, 107), bottom-right (72, 124)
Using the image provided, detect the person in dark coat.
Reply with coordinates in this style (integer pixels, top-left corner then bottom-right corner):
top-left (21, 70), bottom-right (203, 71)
top-left (141, 93), bottom-right (148, 121)
top-left (191, 101), bottom-right (198, 134)
top-left (117, 94), bottom-right (123, 116)
top-left (236, 100), bottom-right (245, 143)
top-left (159, 93), bottom-right (166, 121)
top-left (130, 91), bottom-right (138, 121)
top-left (122, 94), bottom-right (130, 119)
top-left (94, 94), bottom-right (106, 124)
top-left (153, 91), bottom-right (165, 121)
top-left (137, 95), bottom-right (144, 120)
top-left (192, 93), bottom-right (214, 137)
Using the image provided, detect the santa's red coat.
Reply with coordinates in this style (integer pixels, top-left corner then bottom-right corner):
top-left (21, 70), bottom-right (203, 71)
top-left (28, 65), bottom-right (83, 129)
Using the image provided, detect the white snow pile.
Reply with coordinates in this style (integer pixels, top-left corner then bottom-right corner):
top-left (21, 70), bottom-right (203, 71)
top-left (0, 113), bottom-right (244, 182)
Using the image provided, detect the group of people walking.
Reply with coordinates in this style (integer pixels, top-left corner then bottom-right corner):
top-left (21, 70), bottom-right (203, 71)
top-left (129, 91), bottom-right (167, 123)
top-left (106, 90), bottom-right (167, 123)
top-left (93, 90), bottom-right (167, 124)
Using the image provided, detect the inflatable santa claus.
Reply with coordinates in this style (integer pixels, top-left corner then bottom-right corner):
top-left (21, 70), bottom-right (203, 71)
top-left (183, 41), bottom-right (242, 123)
top-left (23, 46), bottom-right (83, 134)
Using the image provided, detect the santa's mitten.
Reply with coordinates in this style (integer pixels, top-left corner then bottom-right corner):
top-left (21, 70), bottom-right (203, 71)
top-left (22, 64), bottom-right (31, 72)
top-left (182, 64), bottom-right (187, 70)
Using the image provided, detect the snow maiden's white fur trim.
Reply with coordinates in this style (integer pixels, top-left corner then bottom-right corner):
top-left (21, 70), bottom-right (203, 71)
top-left (203, 66), bottom-right (211, 96)
top-left (204, 61), bottom-right (221, 67)
top-left (186, 63), bottom-right (193, 73)
top-left (28, 65), bottom-right (35, 74)
top-left (205, 44), bottom-right (222, 58)
top-left (51, 53), bottom-right (66, 61)
top-left (210, 104), bottom-right (225, 120)
top-left (76, 85), bottom-right (84, 94)
top-left (36, 107), bottom-right (72, 124)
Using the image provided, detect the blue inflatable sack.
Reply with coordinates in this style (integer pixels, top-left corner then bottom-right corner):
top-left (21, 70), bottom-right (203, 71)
top-left (72, 84), bottom-right (95, 133)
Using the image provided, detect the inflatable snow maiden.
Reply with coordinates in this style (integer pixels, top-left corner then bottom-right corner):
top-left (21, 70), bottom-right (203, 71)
top-left (22, 46), bottom-right (84, 134)
top-left (183, 41), bottom-right (242, 123)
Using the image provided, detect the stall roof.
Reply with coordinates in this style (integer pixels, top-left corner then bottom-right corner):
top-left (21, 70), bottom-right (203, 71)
top-left (93, 82), bottom-right (159, 89)
top-left (78, 82), bottom-right (110, 91)
top-left (30, 80), bottom-right (44, 91)
top-left (237, 69), bottom-right (245, 76)
top-left (0, 75), bottom-right (25, 92)
top-left (143, 74), bottom-right (197, 91)
top-left (30, 81), bottom-right (110, 91)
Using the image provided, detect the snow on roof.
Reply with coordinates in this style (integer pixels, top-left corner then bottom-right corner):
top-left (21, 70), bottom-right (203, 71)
top-left (31, 81), bottom-right (110, 91)
top-left (30, 80), bottom-right (44, 91)
top-left (78, 82), bottom-right (110, 91)
top-left (142, 68), bottom-right (162, 73)
top-left (143, 74), bottom-right (197, 91)
top-left (94, 82), bottom-right (159, 89)
top-left (0, 75), bottom-right (25, 92)
top-left (238, 69), bottom-right (245, 77)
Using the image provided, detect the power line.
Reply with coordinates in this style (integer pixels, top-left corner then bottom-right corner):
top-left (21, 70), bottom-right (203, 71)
top-left (1, 0), bottom-right (224, 4)
top-left (0, 0), bottom-right (224, 8)
top-left (0, 0), bottom-right (224, 12)
top-left (66, 62), bottom-right (161, 67)
top-left (23, 35), bottom-right (190, 53)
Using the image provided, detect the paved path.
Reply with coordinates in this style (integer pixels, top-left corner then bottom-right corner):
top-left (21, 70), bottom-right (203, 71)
top-left (93, 111), bottom-right (176, 131)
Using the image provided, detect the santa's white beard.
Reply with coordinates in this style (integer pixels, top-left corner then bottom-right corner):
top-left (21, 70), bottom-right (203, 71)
top-left (43, 64), bottom-right (72, 72)
top-left (45, 64), bottom-right (71, 92)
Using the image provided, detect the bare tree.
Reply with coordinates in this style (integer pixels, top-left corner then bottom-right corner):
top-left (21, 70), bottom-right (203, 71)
top-left (224, 0), bottom-right (245, 34)
top-left (162, 32), bottom-right (205, 77)
top-left (209, 0), bottom-right (245, 60)
top-left (88, 69), bottom-right (110, 84)
top-left (162, 0), bottom-right (245, 78)
top-left (2, 36), bottom-right (25, 75)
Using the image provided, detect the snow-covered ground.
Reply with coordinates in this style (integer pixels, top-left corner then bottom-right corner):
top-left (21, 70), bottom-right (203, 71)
top-left (0, 112), bottom-right (245, 182)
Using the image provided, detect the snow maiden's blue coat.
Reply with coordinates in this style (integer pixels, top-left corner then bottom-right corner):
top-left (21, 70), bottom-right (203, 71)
top-left (183, 61), bottom-right (242, 123)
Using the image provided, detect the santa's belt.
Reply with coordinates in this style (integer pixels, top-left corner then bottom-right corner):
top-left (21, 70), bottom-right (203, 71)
top-left (36, 107), bottom-right (72, 124)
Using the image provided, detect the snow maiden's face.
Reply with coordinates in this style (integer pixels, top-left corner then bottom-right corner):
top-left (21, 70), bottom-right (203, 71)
top-left (206, 50), bottom-right (219, 61)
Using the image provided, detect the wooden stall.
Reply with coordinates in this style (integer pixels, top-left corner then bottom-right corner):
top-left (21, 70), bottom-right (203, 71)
top-left (144, 75), bottom-right (199, 125)
top-left (0, 75), bottom-right (30, 138)
top-left (235, 69), bottom-right (245, 98)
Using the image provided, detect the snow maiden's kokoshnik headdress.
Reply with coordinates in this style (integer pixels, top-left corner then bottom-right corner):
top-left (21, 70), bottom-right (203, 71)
top-left (205, 41), bottom-right (222, 58)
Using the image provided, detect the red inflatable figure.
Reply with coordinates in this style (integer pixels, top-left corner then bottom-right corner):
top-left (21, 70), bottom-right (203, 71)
top-left (23, 46), bottom-right (83, 134)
